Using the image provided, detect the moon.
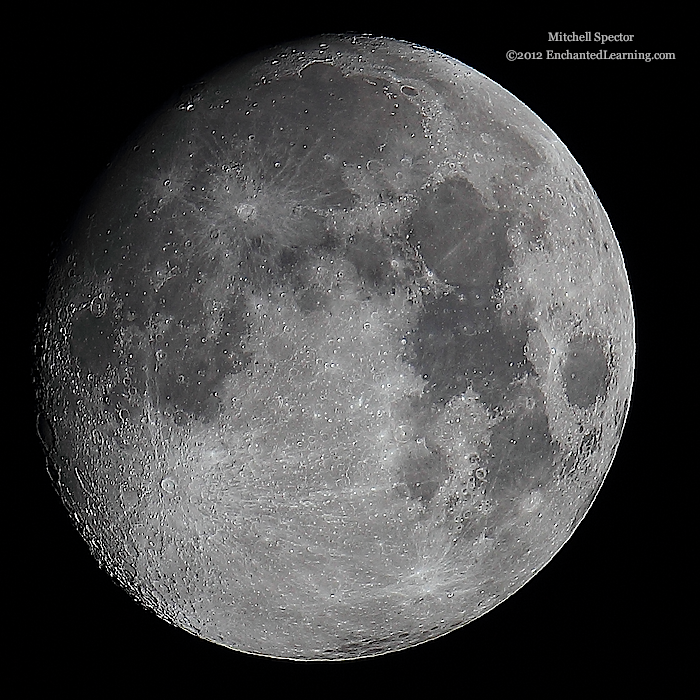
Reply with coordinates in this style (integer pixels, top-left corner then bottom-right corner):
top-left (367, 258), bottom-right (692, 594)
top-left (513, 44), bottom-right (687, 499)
top-left (34, 34), bottom-right (634, 660)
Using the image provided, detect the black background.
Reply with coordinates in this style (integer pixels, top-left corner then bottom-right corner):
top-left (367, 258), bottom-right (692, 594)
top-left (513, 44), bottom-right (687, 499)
top-left (14, 7), bottom-right (684, 694)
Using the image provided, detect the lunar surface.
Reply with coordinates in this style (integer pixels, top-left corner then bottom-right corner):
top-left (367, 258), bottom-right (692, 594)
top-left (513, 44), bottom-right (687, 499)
top-left (34, 34), bottom-right (634, 660)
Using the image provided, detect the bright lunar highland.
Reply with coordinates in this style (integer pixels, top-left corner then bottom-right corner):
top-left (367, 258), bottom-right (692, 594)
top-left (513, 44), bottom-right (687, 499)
top-left (35, 35), bottom-right (634, 660)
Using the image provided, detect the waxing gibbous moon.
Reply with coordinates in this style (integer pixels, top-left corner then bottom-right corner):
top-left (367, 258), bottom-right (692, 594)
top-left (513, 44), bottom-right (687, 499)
top-left (34, 34), bottom-right (634, 660)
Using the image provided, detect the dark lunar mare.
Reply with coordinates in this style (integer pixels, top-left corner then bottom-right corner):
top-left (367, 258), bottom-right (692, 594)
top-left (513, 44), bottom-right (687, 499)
top-left (406, 177), bottom-right (535, 410)
top-left (562, 333), bottom-right (611, 408)
top-left (397, 176), bottom-right (559, 506)
top-left (63, 202), bottom-right (256, 425)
